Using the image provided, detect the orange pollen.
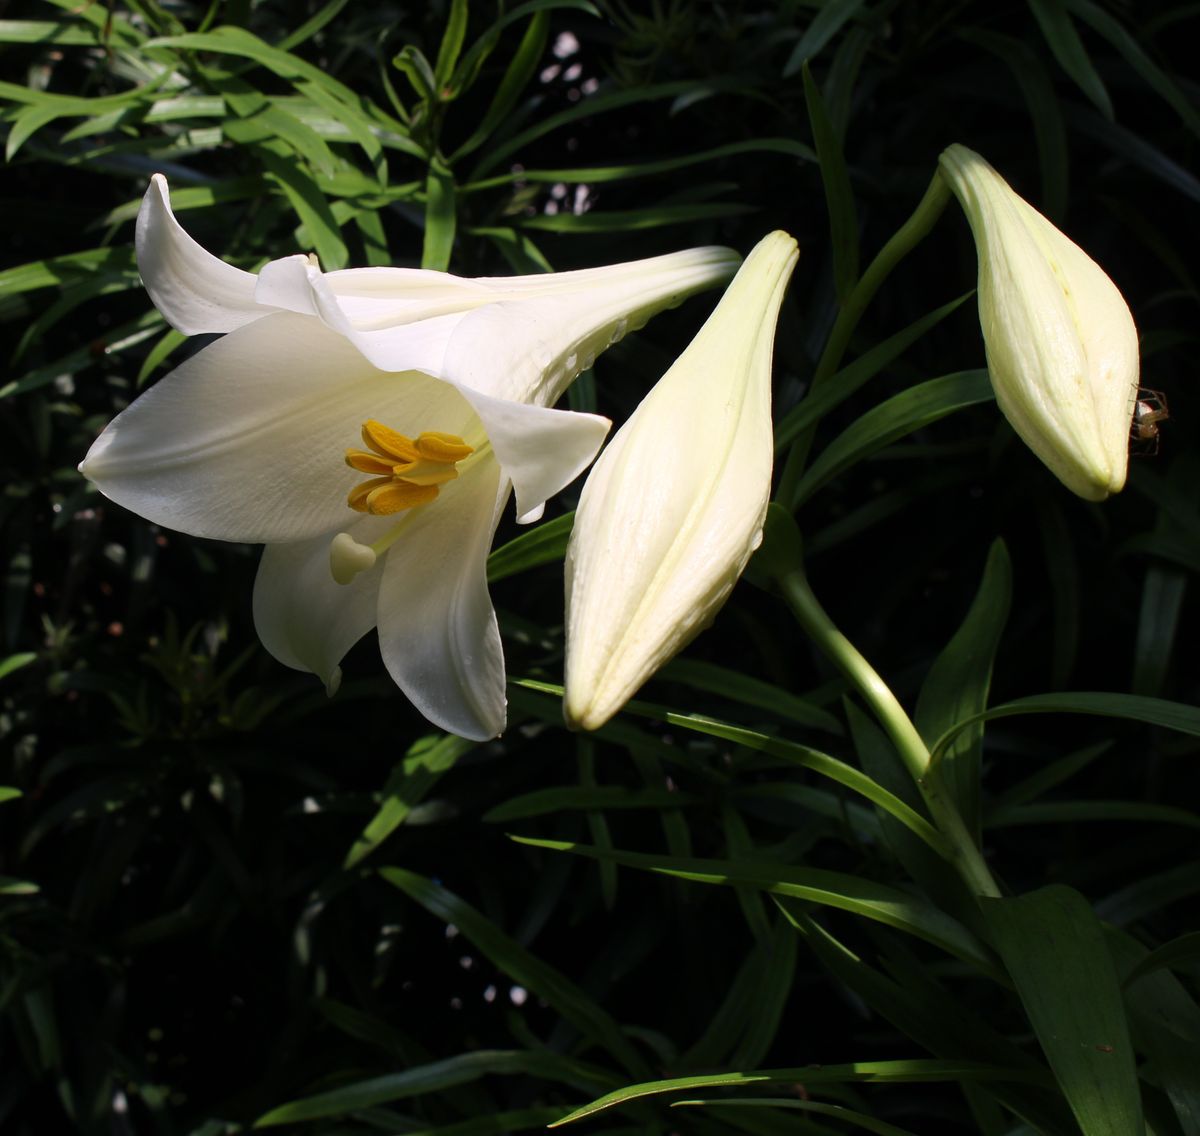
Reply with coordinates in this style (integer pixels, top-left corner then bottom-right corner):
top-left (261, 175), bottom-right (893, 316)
top-left (345, 419), bottom-right (474, 515)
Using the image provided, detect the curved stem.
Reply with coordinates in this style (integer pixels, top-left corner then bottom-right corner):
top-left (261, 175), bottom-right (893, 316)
top-left (777, 567), bottom-right (1001, 899)
top-left (775, 171), bottom-right (952, 507)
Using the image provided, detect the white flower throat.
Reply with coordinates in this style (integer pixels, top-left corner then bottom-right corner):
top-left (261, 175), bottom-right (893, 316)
top-left (330, 418), bottom-right (475, 586)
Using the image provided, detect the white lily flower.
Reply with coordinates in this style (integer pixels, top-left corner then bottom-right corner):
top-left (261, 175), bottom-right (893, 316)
top-left (564, 230), bottom-right (798, 730)
top-left (80, 176), bottom-right (740, 740)
top-left (938, 144), bottom-right (1140, 501)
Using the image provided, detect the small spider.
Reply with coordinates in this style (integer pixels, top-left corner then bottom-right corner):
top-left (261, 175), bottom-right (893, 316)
top-left (1130, 388), bottom-right (1169, 455)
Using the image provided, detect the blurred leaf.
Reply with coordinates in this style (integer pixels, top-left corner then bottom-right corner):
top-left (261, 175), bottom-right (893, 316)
top-left (987, 741), bottom-right (1111, 811)
top-left (982, 886), bottom-right (1143, 1136)
top-left (917, 540), bottom-right (1011, 841)
top-left (791, 370), bottom-right (994, 507)
top-left (1132, 565), bottom-right (1186, 697)
top-left (1123, 932), bottom-right (1200, 989)
top-left (484, 785), bottom-right (698, 822)
top-left (674, 1097), bottom-right (920, 1136)
top-left (1097, 861), bottom-right (1200, 928)
top-left (986, 800), bottom-right (1200, 829)
top-left (1026, 0), bottom-right (1113, 119)
top-left (0, 876), bottom-right (39, 895)
top-left (802, 62), bottom-right (858, 301)
top-left (511, 835), bottom-right (994, 969)
top-left (518, 201), bottom-right (754, 232)
top-left (1066, 0), bottom-right (1200, 136)
top-left (380, 868), bottom-right (651, 1076)
top-left (0, 652), bottom-right (36, 681)
top-left (960, 29), bottom-right (1068, 219)
top-left (256, 1049), bottom-right (616, 1126)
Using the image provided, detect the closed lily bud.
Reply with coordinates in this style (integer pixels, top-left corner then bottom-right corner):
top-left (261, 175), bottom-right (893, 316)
top-left (938, 144), bottom-right (1140, 501)
top-left (564, 231), bottom-right (799, 730)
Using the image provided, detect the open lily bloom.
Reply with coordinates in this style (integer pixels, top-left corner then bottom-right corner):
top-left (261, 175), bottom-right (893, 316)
top-left (80, 176), bottom-right (740, 740)
top-left (564, 230), bottom-right (798, 730)
top-left (939, 144), bottom-right (1140, 501)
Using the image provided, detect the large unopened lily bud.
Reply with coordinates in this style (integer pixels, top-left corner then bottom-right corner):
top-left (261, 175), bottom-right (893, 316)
top-left (564, 231), bottom-right (799, 730)
top-left (939, 144), bottom-right (1139, 501)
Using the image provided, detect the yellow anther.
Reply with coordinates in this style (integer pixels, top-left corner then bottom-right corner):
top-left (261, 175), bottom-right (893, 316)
top-left (346, 419), bottom-right (473, 516)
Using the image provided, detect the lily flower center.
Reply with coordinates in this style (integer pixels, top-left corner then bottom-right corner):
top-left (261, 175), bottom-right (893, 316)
top-left (345, 419), bottom-right (474, 516)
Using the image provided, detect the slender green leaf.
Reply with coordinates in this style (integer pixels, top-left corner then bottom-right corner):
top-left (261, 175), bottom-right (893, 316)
top-left (781, 906), bottom-right (1071, 1132)
top-left (0, 247), bottom-right (136, 297)
top-left (343, 733), bottom-right (474, 869)
top-left (380, 868), bottom-right (650, 1076)
top-left (514, 679), bottom-right (949, 856)
top-left (487, 511), bottom-right (573, 581)
top-left (657, 659), bottom-right (842, 733)
top-left (981, 885), bottom-right (1143, 1136)
top-left (783, 0), bottom-right (867, 75)
top-left (465, 138), bottom-right (814, 190)
top-left (471, 79), bottom-right (746, 179)
top-left (0, 19), bottom-right (119, 44)
top-left (792, 370), bottom-right (994, 507)
top-left (917, 540), bottom-right (1011, 840)
top-left (451, 11), bottom-right (548, 160)
top-left (774, 292), bottom-right (974, 453)
top-left (1027, 0), bottom-right (1113, 118)
top-left (803, 62), bottom-right (858, 300)
top-left (551, 1058), bottom-right (1049, 1126)
top-left (511, 835), bottom-right (994, 970)
top-left (0, 787), bottom-right (22, 804)
top-left (931, 691), bottom-right (1200, 761)
top-left (421, 158), bottom-right (457, 271)
top-left (484, 786), bottom-right (698, 823)
top-left (434, 0), bottom-right (470, 88)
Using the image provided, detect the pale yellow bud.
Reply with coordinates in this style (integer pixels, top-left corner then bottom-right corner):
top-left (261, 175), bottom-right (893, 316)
top-left (939, 144), bottom-right (1140, 501)
top-left (564, 231), bottom-right (799, 730)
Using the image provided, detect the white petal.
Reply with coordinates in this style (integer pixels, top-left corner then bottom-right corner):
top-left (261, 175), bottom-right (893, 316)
top-left (255, 255), bottom-right (469, 377)
top-left (80, 312), bottom-right (476, 543)
top-left (136, 174), bottom-right (263, 334)
top-left (376, 460), bottom-right (509, 741)
top-left (454, 389), bottom-right (609, 523)
top-left (253, 512), bottom-right (394, 692)
top-left (439, 246), bottom-right (743, 406)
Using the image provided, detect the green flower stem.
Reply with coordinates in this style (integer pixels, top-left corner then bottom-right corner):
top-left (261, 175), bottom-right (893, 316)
top-left (775, 171), bottom-right (952, 508)
top-left (777, 567), bottom-right (1001, 900)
